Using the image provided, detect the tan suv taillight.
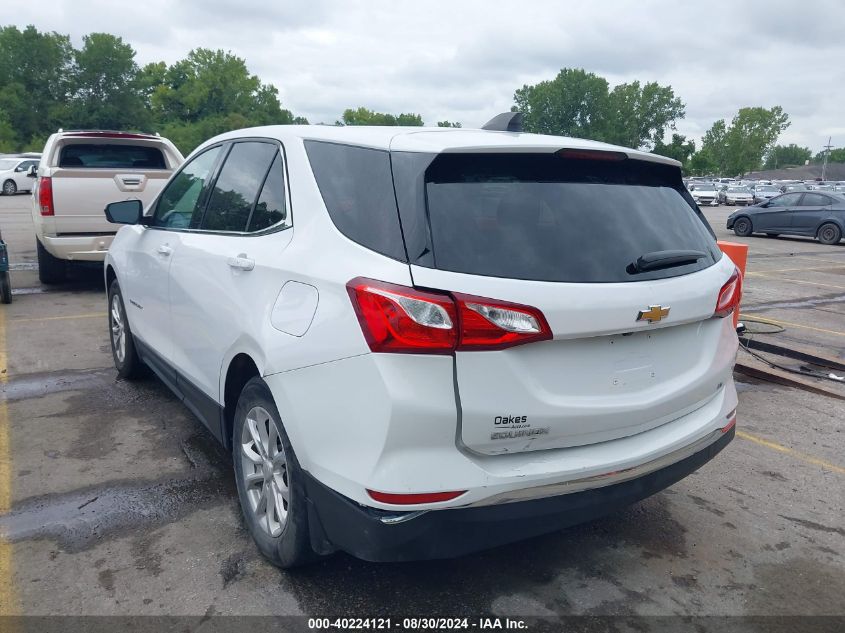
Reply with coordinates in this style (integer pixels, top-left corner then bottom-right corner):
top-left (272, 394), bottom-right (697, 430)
top-left (38, 177), bottom-right (54, 216)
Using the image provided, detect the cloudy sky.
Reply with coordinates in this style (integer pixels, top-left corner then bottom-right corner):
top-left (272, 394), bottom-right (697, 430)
top-left (10, 0), bottom-right (845, 151)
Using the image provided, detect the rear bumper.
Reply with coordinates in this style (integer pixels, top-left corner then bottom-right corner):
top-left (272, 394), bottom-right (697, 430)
top-left (40, 234), bottom-right (114, 261)
top-left (303, 426), bottom-right (735, 562)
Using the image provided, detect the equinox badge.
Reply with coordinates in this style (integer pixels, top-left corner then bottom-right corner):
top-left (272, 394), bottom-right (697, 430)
top-left (637, 305), bottom-right (670, 323)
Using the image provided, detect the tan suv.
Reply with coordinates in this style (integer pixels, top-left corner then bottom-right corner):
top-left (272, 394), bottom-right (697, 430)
top-left (31, 130), bottom-right (183, 283)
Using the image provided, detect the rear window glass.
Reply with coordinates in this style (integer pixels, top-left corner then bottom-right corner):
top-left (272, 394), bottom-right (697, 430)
top-left (305, 141), bottom-right (406, 261)
top-left (420, 153), bottom-right (719, 283)
top-left (59, 143), bottom-right (166, 169)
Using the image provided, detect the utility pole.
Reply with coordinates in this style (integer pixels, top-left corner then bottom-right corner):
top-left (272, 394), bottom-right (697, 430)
top-left (821, 136), bottom-right (833, 181)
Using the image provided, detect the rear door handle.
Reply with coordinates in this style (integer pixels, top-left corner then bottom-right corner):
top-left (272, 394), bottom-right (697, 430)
top-left (156, 244), bottom-right (172, 256)
top-left (227, 254), bottom-right (255, 271)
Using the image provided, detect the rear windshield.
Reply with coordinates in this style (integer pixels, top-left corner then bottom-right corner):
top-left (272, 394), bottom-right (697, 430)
top-left (409, 153), bottom-right (720, 283)
top-left (58, 143), bottom-right (166, 169)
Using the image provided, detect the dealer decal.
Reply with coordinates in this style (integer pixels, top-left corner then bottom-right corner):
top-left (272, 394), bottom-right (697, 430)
top-left (491, 427), bottom-right (550, 440)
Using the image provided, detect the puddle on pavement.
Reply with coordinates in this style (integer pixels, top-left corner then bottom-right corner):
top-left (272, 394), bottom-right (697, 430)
top-left (0, 472), bottom-right (235, 552)
top-left (1, 368), bottom-right (114, 402)
top-left (0, 424), bottom-right (236, 553)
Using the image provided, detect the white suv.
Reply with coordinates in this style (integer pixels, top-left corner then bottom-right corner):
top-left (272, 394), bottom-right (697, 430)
top-left (104, 120), bottom-right (740, 567)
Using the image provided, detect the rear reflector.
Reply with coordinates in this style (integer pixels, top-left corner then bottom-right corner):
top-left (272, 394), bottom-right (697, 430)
top-left (346, 278), bottom-right (553, 354)
top-left (38, 177), bottom-right (54, 216)
top-left (721, 411), bottom-right (737, 433)
top-left (714, 268), bottom-right (742, 318)
top-left (367, 489), bottom-right (466, 505)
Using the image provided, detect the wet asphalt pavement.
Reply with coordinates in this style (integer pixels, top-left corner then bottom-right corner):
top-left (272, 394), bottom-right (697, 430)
top-left (0, 195), bottom-right (843, 623)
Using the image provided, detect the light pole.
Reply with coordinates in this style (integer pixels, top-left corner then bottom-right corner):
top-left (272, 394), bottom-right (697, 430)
top-left (821, 137), bottom-right (832, 181)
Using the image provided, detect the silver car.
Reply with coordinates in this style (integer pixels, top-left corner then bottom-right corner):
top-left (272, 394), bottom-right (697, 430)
top-left (723, 187), bottom-right (754, 206)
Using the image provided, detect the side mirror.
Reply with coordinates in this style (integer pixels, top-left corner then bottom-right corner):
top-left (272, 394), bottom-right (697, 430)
top-left (105, 199), bottom-right (143, 225)
top-left (26, 165), bottom-right (37, 178)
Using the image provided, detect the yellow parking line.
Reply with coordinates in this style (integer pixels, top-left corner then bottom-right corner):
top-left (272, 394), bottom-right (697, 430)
top-left (740, 313), bottom-right (845, 338)
top-left (736, 430), bottom-right (845, 476)
top-left (746, 273), bottom-right (845, 291)
top-left (0, 301), bottom-right (19, 615)
top-left (10, 312), bottom-right (106, 323)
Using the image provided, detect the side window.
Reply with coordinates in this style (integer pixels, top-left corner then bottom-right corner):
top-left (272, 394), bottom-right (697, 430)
top-left (249, 153), bottom-right (288, 232)
top-left (801, 193), bottom-right (831, 207)
top-left (201, 142), bottom-right (277, 232)
top-left (304, 141), bottom-right (406, 261)
top-left (769, 193), bottom-right (801, 207)
top-left (153, 146), bottom-right (222, 229)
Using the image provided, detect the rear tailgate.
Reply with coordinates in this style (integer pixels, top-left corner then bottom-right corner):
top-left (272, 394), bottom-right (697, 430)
top-left (412, 262), bottom-right (736, 455)
top-left (47, 137), bottom-right (180, 235)
top-left (396, 150), bottom-right (737, 455)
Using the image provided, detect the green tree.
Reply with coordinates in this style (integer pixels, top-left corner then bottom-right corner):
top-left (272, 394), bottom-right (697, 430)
top-left (513, 68), bottom-right (609, 139)
top-left (652, 133), bottom-right (696, 169)
top-left (0, 107), bottom-right (16, 152)
top-left (436, 120), bottom-right (462, 127)
top-left (695, 119), bottom-right (729, 176)
top-left (693, 108), bottom-right (789, 177)
top-left (513, 68), bottom-right (684, 149)
top-left (723, 106), bottom-right (789, 176)
top-left (150, 49), bottom-right (303, 153)
top-left (0, 25), bottom-right (73, 149)
top-left (764, 144), bottom-right (812, 169)
top-left (339, 107), bottom-right (424, 126)
top-left (812, 147), bottom-right (845, 164)
top-left (602, 81), bottom-right (685, 149)
top-left (66, 33), bottom-right (149, 130)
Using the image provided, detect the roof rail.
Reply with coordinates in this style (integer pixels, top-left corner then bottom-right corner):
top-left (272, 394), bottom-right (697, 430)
top-left (481, 112), bottom-right (524, 133)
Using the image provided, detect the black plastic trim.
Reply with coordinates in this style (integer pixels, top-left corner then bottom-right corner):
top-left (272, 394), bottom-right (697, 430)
top-left (300, 427), bottom-right (735, 562)
top-left (134, 337), bottom-right (225, 443)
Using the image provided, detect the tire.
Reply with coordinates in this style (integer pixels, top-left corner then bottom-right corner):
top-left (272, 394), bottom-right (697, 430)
top-left (733, 216), bottom-right (753, 237)
top-left (817, 222), bottom-right (842, 245)
top-left (107, 279), bottom-right (145, 379)
top-left (36, 239), bottom-right (66, 284)
top-left (233, 377), bottom-right (316, 569)
top-left (2, 180), bottom-right (16, 196)
top-left (0, 272), bottom-right (11, 304)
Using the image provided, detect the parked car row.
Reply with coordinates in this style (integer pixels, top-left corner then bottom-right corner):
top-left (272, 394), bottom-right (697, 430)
top-left (686, 177), bottom-right (845, 207)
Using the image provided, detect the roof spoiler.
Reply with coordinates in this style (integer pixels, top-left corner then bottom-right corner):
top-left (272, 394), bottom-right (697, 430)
top-left (481, 112), bottom-right (524, 133)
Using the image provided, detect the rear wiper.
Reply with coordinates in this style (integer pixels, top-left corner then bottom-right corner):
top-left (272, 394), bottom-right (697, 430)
top-left (627, 250), bottom-right (706, 274)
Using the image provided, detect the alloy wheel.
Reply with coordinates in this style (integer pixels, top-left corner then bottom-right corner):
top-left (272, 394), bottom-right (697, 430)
top-left (110, 294), bottom-right (126, 364)
top-left (240, 406), bottom-right (289, 536)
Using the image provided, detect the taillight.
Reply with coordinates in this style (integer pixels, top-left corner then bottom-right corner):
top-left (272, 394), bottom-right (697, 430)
top-left (346, 278), bottom-right (552, 354)
top-left (715, 268), bottom-right (742, 318)
top-left (347, 278), bottom-right (457, 354)
top-left (39, 177), bottom-right (54, 216)
top-left (367, 489), bottom-right (466, 505)
top-left (454, 293), bottom-right (552, 351)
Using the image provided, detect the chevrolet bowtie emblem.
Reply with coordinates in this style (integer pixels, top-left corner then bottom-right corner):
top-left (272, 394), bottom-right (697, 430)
top-left (637, 305), bottom-right (670, 323)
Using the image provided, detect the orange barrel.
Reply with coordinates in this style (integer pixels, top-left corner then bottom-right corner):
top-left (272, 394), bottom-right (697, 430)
top-left (717, 240), bottom-right (748, 327)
